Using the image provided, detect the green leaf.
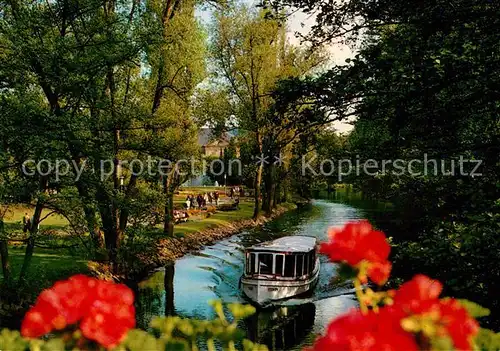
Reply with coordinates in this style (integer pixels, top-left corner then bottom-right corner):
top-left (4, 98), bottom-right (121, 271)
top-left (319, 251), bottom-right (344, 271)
top-left (0, 329), bottom-right (28, 351)
top-left (458, 299), bottom-right (491, 318)
top-left (122, 329), bottom-right (159, 351)
top-left (41, 338), bottom-right (66, 351)
top-left (474, 328), bottom-right (500, 351)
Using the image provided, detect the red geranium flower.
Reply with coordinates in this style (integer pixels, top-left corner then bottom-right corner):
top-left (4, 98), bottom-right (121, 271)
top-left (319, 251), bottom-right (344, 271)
top-left (393, 274), bottom-right (443, 314)
top-left (21, 275), bottom-right (135, 349)
top-left (320, 220), bottom-right (392, 285)
top-left (438, 299), bottom-right (479, 351)
top-left (393, 275), bottom-right (479, 350)
top-left (308, 307), bottom-right (418, 351)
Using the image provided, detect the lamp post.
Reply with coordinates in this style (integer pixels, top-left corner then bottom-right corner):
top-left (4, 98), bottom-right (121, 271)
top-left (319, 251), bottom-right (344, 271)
top-left (120, 175), bottom-right (125, 192)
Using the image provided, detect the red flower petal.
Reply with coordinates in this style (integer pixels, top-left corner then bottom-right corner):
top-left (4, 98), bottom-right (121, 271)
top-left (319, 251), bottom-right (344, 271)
top-left (438, 299), bottom-right (479, 351)
top-left (393, 274), bottom-right (443, 314)
top-left (308, 308), bottom-right (418, 351)
top-left (367, 261), bottom-right (392, 286)
top-left (321, 221), bottom-right (391, 268)
top-left (21, 274), bottom-right (136, 349)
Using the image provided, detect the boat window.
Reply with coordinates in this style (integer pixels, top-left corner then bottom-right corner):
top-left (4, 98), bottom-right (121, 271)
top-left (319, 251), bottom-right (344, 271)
top-left (307, 252), bottom-right (314, 274)
top-left (245, 253), bottom-right (249, 274)
top-left (296, 254), bottom-right (304, 276)
top-left (310, 251), bottom-right (316, 271)
top-left (259, 253), bottom-right (273, 275)
top-left (284, 255), bottom-right (295, 277)
top-left (248, 253), bottom-right (257, 274)
top-left (275, 254), bottom-right (284, 276)
top-left (305, 252), bottom-right (310, 274)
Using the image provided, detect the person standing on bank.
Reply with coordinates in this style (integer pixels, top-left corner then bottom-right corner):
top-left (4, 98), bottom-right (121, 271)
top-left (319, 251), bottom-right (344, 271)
top-left (23, 213), bottom-right (31, 233)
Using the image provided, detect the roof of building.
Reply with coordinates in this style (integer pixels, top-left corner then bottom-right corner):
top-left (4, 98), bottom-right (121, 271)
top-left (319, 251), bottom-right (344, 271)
top-left (247, 236), bottom-right (317, 253)
top-left (198, 128), bottom-right (232, 146)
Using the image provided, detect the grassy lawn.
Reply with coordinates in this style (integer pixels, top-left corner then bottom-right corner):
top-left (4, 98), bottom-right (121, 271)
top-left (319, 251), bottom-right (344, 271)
top-left (0, 247), bottom-right (89, 296)
top-left (3, 205), bottom-right (69, 228)
top-left (173, 201), bottom-right (254, 236)
top-left (1, 201), bottom-right (254, 278)
top-left (178, 186), bottom-right (228, 194)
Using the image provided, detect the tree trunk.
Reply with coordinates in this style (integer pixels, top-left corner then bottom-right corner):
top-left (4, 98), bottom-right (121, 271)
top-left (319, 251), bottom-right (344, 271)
top-left (274, 180), bottom-right (281, 206)
top-left (92, 179), bottom-right (122, 265)
top-left (163, 192), bottom-right (175, 237)
top-left (19, 198), bottom-right (45, 281)
top-left (76, 179), bottom-right (103, 250)
top-left (262, 162), bottom-right (276, 216)
top-left (253, 134), bottom-right (264, 220)
top-left (99, 204), bottom-right (120, 264)
top-left (0, 208), bottom-right (9, 282)
top-left (119, 173), bottom-right (138, 233)
top-left (253, 162), bottom-right (263, 220)
top-left (163, 170), bottom-right (176, 237)
top-left (0, 240), bottom-right (10, 282)
top-left (83, 206), bottom-right (103, 250)
top-left (0, 218), bottom-right (11, 281)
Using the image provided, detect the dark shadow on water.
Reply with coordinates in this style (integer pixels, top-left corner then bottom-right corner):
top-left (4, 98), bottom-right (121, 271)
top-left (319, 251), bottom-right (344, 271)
top-left (245, 303), bottom-right (316, 351)
top-left (165, 263), bottom-right (175, 316)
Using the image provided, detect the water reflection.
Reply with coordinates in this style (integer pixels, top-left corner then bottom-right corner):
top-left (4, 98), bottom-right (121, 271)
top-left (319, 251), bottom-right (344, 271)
top-left (245, 304), bottom-right (316, 350)
top-left (164, 263), bottom-right (175, 316)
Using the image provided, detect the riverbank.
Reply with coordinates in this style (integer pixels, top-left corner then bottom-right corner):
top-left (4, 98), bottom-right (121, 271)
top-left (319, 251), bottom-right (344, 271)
top-left (156, 202), bottom-right (297, 262)
top-left (1, 196), bottom-right (299, 284)
top-left (95, 201), bottom-right (299, 280)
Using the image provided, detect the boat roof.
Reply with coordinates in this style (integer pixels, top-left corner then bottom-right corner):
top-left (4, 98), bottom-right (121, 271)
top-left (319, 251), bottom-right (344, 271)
top-left (247, 236), bottom-right (317, 253)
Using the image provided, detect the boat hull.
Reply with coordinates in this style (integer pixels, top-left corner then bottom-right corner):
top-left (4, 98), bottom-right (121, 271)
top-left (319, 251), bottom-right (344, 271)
top-left (241, 265), bottom-right (320, 305)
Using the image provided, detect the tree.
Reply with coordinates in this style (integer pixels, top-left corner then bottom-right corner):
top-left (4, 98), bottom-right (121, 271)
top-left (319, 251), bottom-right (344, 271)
top-left (204, 2), bottom-right (327, 217)
top-left (145, 0), bottom-right (207, 236)
top-left (0, 0), bottom-right (209, 273)
top-left (267, 0), bottom-right (500, 323)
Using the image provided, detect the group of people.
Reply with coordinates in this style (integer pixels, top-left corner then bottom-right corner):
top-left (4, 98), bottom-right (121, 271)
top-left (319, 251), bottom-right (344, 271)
top-left (185, 191), bottom-right (220, 210)
top-left (229, 186), bottom-right (244, 199)
top-left (173, 210), bottom-right (189, 223)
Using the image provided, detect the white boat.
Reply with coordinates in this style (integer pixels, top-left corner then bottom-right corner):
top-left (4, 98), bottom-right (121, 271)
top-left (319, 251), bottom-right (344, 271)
top-left (240, 236), bottom-right (320, 305)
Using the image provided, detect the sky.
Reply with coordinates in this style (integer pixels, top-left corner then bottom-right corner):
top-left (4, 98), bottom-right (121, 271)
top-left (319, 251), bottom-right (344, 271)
top-left (197, 1), bottom-right (356, 134)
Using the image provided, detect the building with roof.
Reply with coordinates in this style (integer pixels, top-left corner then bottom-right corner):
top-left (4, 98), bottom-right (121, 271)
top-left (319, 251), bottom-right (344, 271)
top-left (198, 128), bottom-right (231, 158)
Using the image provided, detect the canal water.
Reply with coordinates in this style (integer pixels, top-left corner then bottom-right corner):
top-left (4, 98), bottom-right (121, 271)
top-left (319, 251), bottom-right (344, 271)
top-left (136, 198), bottom-right (387, 350)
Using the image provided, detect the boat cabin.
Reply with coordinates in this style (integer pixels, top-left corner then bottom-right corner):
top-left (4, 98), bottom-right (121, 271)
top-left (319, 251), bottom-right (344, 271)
top-left (245, 236), bottom-right (318, 279)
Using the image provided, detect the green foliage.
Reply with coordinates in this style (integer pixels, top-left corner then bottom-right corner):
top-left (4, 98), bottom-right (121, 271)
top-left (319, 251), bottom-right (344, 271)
top-left (197, 2), bottom-right (328, 215)
top-left (475, 328), bottom-right (500, 351)
top-left (0, 302), bottom-right (267, 351)
top-left (148, 301), bottom-right (262, 351)
top-left (337, 263), bottom-right (358, 281)
top-left (268, 0), bottom-right (500, 327)
top-left (0, 0), bottom-right (209, 271)
top-left (459, 300), bottom-right (491, 319)
top-left (0, 329), bottom-right (28, 351)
